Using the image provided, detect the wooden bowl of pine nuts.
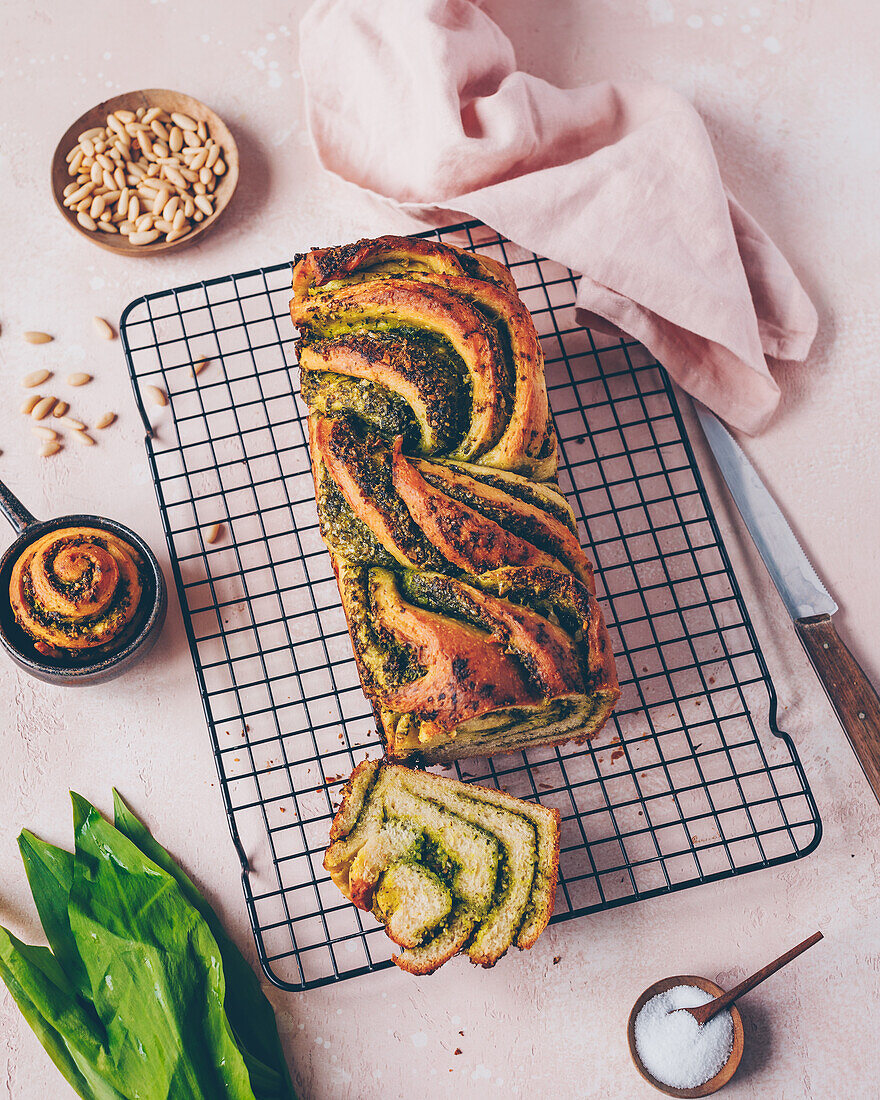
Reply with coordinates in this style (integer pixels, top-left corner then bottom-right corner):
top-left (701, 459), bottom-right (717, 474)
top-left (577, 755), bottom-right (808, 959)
top-left (51, 89), bottom-right (239, 255)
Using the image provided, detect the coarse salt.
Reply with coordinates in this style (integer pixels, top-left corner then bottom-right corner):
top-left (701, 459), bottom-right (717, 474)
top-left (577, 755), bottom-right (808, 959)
top-left (634, 984), bottom-right (734, 1089)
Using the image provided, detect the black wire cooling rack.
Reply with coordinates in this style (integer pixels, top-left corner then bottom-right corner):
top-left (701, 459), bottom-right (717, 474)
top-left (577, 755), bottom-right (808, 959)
top-left (121, 221), bottom-right (821, 991)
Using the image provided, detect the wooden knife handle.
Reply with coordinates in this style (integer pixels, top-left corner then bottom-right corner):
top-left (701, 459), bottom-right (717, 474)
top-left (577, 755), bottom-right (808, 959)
top-left (795, 614), bottom-right (880, 802)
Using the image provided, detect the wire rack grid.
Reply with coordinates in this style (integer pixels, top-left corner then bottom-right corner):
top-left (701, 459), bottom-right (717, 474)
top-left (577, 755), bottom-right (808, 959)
top-left (121, 220), bottom-right (821, 992)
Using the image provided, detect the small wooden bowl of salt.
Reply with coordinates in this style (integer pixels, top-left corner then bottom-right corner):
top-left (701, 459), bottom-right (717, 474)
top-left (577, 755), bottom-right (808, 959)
top-left (627, 975), bottom-right (744, 1097)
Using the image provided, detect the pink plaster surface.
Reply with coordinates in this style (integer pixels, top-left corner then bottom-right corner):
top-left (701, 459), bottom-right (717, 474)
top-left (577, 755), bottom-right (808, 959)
top-left (0, 3), bottom-right (878, 1098)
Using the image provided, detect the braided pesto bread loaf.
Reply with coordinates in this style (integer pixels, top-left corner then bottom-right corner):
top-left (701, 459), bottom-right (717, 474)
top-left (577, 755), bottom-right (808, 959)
top-left (324, 759), bottom-right (560, 973)
top-left (291, 236), bottom-right (619, 764)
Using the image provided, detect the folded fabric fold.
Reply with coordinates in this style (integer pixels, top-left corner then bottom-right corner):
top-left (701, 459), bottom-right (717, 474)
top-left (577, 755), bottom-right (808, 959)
top-left (300, 0), bottom-right (817, 433)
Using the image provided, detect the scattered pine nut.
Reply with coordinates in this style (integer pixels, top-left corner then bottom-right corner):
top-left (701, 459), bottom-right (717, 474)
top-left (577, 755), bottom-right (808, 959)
top-left (145, 384), bottom-right (168, 407)
top-left (205, 522), bottom-right (224, 544)
top-left (73, 430), bottom-right (96, 446)
top-left (21, 395), bottom-right (42, 415)
top-left (31, 396), bottom-right (58, 420)
top-left (52, 401), bottom-right (69, 418)
top-left (24, 331), bottom-right (53, 344)
top-left (67, 372), bottom-right (92, 387)
top-left (31, 426), bottom-right (59, 441)
top-left (60, 416), bottom-right (86, 430)
top-left (22, 369), bottom-right (51, 388)
top-left (191, 357), bottom-right (210, 377)
top-left (40, 441), bottom-right (61, 458)
top-left (96, 412), bottom-right (117, 429)
top-left (93, 316), bottom-right (115, 340)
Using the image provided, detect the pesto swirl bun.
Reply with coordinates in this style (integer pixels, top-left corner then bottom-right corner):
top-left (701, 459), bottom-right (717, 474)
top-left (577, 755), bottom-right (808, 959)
top-left (9, 527), bottom-right (144, 657)
top-left (292, 236), bottom-right (619, 764)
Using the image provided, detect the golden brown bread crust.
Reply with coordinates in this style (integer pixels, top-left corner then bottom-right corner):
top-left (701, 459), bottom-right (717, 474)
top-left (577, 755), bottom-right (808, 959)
top-left (293, 235), bottom-right (619, 765)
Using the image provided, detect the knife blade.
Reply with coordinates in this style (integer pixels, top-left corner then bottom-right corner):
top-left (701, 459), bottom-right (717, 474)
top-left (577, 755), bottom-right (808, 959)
top-left (694, 401), bottom-right (880, 804)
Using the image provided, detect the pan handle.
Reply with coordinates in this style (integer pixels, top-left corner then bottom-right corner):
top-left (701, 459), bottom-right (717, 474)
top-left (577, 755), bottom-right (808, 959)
top-left (0, 479), bottom-right (38, 535)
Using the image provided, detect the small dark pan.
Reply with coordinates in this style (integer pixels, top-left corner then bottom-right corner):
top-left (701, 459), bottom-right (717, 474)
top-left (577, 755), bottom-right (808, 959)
top-left (0, 479), bottom-right (167, 685)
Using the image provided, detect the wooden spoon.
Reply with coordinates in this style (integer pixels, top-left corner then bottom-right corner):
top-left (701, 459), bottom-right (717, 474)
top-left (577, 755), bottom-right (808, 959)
top-left (681, 931), bottom-right (823, 1027)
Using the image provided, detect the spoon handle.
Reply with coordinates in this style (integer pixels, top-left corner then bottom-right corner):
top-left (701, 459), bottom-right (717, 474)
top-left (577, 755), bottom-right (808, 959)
top-left (694, 931), bottom-right (824, 1025)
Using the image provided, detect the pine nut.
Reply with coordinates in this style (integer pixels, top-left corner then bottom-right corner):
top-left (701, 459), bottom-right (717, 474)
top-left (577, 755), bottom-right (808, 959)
top-left (52, 401), bottom-right (69, 417)
top-left (93, 316), bottom-right (115, 340)
top-left (154, 218), bottom-right (175, 233)
top-left (150, 120), bottom-right (170, 142)
top-left (77, 211), bottom-right (97, 231)
top-left (60, 416), bottom-right (86, 430)
top-left (63, 181), bottom-right (78, 197)
top-left (75, 198), bottom-right (93, 213)
top-left (114, 166), bottom-right (126, 189)
top-left (129, 230), bottom-right (161, 245)
top-left (171, 112), bottom-right (197, 131)
top-left (145, 384), bottom-right (168, 406)
top-left (205, 143), bottom-right (220, 169)
top-left (205, 522), bottom-right (223, 544)
top-left (40, 441), bottom-right (61, 457)
top-left (32, 426), bottom-right (59, 440)
top-left (194, 182), bottom-right (206, 195)
top-left (143, 107), bottom-right (163, 123)
top-left (189, 147), bottom-right (208, 171)
top-left (22, 369), bottom-right (51, 388)
top-left (78, 127), bottom-right (103, 142)
top-left (67, 372), bottom-right (92, 386)
top-left (151, 187), bottom-right (170, 215)
top-left (213, 158), bottom-right (226, 176)
top-left (173, 208), bottom-right (186, 230)
top-left (183, 129), bottom-right (201, 148)
top-left (97, 221), bottom-right (118, 233)
top-left (22, 369), bottom-right (51, 387)
top-left (73, 430), bottom-right (96, 446)
top-left (191, 357), bottom-right (209, 376)
top-left (101, 168), bottom-right (115, 191)
top-left (114, 109), bottom-right (136, 123)
top-left (194, 195), bottom-right (213, 217)
top-left (135, 213), bottom-right (153, 232)
top-left (128, 195), bottom-right (140, 221)
top-left (89, 195), bottom-right (106, 218)
top-left (194, 211), bottom-right (204, 222)
top-left (96, 152), bottom-right (113, 171)
top-left (24, 331), bottom-right (53, 344)
top-left (199, 166), bottom-right (213, 186)
top-left (197, 120), bottom-right (207, 141)
top-left (80, 137), bottom-right (95, 157)
top-left (96, 412), bottom-right (117, 429)
top-left (31, 396), bottom-right (57, 419)
top-left (165, 227), bottom-right (191, 243)
top-left (67, 182), bottom-right (95, 204)
top-left (21, 395), bottom-right (41, 415)
top-left (183, 196), bottom-right (195, 217)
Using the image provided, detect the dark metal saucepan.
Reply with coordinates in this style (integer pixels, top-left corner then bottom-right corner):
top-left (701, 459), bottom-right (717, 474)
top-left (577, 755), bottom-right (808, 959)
top-left (0, 479), bottom-right (167, 685)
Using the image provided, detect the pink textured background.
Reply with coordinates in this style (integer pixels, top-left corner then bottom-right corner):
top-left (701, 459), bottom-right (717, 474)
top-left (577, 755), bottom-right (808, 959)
top-left (1, 2), bottom-right (878, 1097)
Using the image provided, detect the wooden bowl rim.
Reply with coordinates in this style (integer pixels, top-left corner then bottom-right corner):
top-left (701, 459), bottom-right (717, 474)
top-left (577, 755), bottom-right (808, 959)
top-left (627, 974), bottom-right (745, 1098)
top-left (51, 88), bottom-right (239, 256)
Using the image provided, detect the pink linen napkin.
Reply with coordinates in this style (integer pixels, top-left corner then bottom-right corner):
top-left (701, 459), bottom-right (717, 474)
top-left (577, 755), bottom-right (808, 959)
top-left (299, 0), bottom-right (817, 434)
